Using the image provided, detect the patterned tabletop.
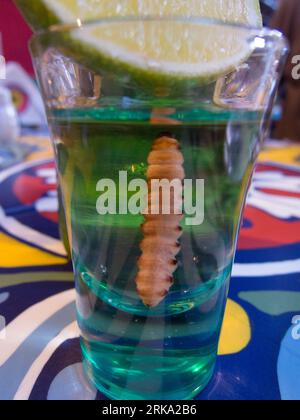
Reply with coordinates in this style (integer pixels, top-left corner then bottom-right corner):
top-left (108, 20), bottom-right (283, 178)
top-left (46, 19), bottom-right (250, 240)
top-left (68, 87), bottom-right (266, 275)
top-left (0, 137), bottom-right (300, 401)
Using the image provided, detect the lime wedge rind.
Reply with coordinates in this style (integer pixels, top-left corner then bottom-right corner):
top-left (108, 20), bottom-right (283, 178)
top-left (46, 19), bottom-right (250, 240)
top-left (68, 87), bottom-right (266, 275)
top-left (15, 0), bottom-right (59, 31)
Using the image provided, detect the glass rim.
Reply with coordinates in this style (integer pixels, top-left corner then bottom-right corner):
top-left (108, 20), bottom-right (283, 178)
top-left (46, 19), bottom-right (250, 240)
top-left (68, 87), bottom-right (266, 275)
top-left (33, 15), bottom-right (285, 41)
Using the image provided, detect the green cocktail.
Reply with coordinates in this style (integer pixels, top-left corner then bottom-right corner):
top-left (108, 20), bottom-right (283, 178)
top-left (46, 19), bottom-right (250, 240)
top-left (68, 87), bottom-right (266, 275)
top-left (22, 1), bottom-right (287, 399)
top-left (48, 102), bottom-right (259, 399)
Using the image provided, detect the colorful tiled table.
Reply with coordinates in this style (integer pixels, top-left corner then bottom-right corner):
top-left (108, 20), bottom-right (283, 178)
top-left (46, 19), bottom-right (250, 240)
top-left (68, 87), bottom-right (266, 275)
top-left (0, 137), bottom-right (299, 400)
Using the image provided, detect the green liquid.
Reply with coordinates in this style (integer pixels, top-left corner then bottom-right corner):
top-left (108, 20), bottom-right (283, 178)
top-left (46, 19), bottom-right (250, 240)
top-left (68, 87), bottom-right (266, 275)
top-left (50, 104), bottom-right (260, 400)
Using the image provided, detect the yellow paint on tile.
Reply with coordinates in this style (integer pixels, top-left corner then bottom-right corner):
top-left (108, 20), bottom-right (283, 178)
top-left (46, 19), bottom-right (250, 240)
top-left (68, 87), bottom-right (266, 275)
top-left (259, 145), bottom-right (300, 167)
top-left (19, 136), bottom-right (54, 162)
top-left (218, 299), bottom-right (251, 356)
top-left (0, 232), bottom-right (67, 268)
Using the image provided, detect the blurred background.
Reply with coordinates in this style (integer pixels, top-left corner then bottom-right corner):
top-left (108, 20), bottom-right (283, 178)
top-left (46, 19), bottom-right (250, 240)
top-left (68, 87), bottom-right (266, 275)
top-left (0, 0), bottom-right (33, 76)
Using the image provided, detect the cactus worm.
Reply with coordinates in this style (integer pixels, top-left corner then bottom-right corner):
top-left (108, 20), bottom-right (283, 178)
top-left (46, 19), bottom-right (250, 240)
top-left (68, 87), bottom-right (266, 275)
top-left (135, 136), bottom-right (185, 307)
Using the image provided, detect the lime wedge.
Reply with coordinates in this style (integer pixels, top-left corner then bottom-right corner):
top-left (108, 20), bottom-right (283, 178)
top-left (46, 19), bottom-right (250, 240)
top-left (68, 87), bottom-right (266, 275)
top-left (15, 0), bottom-right (262, 30)
top-left (71, 21), bottom-right (255, 81)
top-left (16, 0), bottom-right (262, 83)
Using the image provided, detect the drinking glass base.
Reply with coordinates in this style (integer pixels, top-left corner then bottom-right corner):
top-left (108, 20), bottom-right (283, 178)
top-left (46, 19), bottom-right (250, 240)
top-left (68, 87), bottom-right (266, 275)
top-left (81, 339), bottom-right (216, 400)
